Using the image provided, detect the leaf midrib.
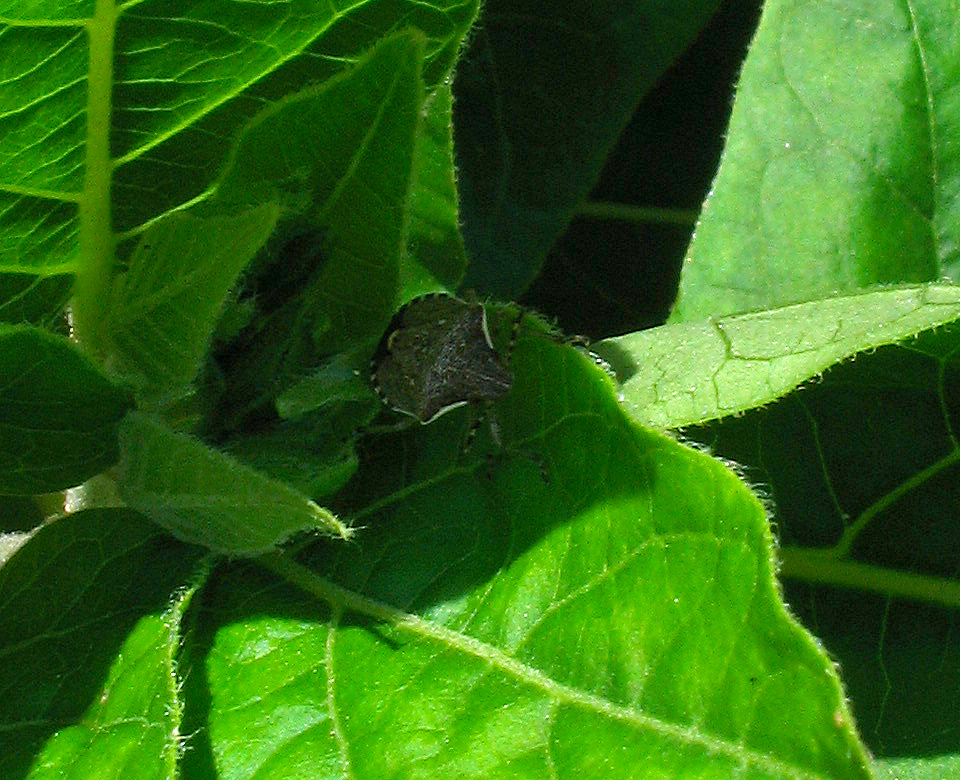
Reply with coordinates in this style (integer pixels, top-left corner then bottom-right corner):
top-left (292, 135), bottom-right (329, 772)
top-left (262, 553), bottom-right (843, 780)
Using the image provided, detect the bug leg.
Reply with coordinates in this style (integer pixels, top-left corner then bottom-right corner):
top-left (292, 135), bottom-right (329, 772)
top-left (459, 403), bottom-right (487, 457)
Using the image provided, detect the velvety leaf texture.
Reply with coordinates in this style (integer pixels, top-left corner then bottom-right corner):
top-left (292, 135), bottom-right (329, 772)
top-left (3, 0), bottom-right (949, 776)
top-left (180, 320), bottom-right (872, 780)
top-left (599, 284), bottom-right (960, 429)
top-left (105, 203), bottom-right (279, 400)
top-left (117, 412), bottom-right (351, 554)
top-left (0, 509), bottom-right (206, 780)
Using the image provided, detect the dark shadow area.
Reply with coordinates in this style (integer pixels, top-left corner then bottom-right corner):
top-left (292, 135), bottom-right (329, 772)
top-left (522, 0), bottom-right (764, 339)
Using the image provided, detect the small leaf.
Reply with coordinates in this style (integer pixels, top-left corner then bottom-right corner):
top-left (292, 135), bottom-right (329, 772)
top-left (105, 202), bottom-right (279, 401)
top-left (275, 353), bottom-right (379, 420)
top-left (117, 412), bottom-right (352, 554)
top-left (0, 325), bottom-right (131, 494)
top-left (597, 284), bottom-right (960, 428)
top-left (209, 32), bottom-right (432, 431)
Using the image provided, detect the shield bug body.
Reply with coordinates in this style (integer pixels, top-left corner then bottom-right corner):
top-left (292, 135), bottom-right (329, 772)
top-left (371, 294), bottom-right (516, 424)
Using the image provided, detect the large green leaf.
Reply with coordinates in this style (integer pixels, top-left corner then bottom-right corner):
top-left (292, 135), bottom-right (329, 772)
top-left (455, 0), bottom-right (722, 297)
top-left (0, 314), bottom-right (874, 779)
top-left (0, 325), bottom-right (131, 494)
top-left (686, 321), bottom-right (960, 760)
top-left (644, 1), bottom-right (960, 769)
top-left (9, 1), bottom-right (478, 352)
top-left (0, 509), bottom-right (207, 780)
top-left (672, 0), bottom-right (957, 320)
top-left (174, 319), bottom-right (871, 780)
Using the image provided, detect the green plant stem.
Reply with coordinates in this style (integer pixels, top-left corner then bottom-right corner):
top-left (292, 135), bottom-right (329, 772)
top-left (73, 0), bottom-right (119, 356)
top-left (834, 447), bottom-right (960, 557)
top-left (575, 200), bottom-right (698, 226)
top-left (778, 546), bottom-right (960, 610)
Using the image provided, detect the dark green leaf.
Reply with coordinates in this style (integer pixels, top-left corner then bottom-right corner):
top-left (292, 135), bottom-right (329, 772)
top-left (0, 495), bottom-right (42, 533)
top-left (456, 0), bottom-right (722, 297)
top-left (0, 272), bottom-right (73, 326)
top-left (0, 326), bottom-right (131, 494)
top-left (402, 83), bottom-right (468, 297)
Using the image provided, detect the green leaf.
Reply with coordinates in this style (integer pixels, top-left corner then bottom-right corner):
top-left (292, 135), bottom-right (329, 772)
top-left (686, 320), bottom-right (960, 758)
top-left (0, 509), bottom-right (206, 780)
top-left (0, 21), bottom-right (84, 321)
top-left (208, 32), bottom-right (431, 430)
top-left (275, 353), bottom-right (380, 420)
top-left (455, 0), bottom-right (722, 297)
top-left (597, 283), bottom-right (960, 428)
top-left (672, 0), bottom-right (954, 321)
top-left (66, 3), bottom-right (478, 353)
top-left (210, 30), bottom-right (430, 352)
top-left (178, 321), bottom-right (871, 780)
top-left (401, 83), bottom-right (468, 298)
top-left (110, 2), bottom-right (478, 233)
top-left (104, 202), bottom-right (279, 402)
top-left (874, 756), bottom-right (960, 780)
top-left (0, 325), bottom-right (131, 494)
top-left (117, 412), bottom-right (352, 554)
top-left (222, 404), bottom-right (378, 501)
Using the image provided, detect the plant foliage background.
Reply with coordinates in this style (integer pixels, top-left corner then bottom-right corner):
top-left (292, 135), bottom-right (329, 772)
top-left (0, 1), bottom-right (958, 779)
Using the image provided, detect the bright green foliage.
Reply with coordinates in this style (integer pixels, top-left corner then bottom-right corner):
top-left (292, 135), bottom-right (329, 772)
top-left (671, 0), bottom-right (956, 320)
top-left (600, 284), bottom-right (960, 428)
top-left (186, 324), bottom-right (870, 780)
top-left (117, 412), bottom-right (352, 553)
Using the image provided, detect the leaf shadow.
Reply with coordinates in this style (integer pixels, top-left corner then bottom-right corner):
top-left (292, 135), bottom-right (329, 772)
top-left (0, 513), bottom-right (204, 780)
